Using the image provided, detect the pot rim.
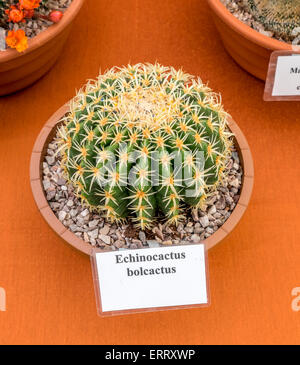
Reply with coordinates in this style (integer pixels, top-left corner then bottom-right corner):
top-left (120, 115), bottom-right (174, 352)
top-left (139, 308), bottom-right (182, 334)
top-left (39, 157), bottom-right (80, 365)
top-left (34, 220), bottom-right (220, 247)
top-left (206, 0), bottom-right (292, 51)
top-left (30, 103), bottom-right (254, 255)
top-left (0, 0), bottom-right (85, 63)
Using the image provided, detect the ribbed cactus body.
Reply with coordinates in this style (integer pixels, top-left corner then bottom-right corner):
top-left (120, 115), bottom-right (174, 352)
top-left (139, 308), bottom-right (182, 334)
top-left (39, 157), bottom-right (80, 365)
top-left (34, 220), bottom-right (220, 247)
top-left (243, 0), bottom-right (300, 39)
top-left (58, 64), bottom-right (232, 229)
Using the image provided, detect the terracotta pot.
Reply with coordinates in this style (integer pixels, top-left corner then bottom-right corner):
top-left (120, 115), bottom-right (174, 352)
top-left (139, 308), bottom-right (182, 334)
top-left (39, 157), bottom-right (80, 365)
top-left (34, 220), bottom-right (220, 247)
top-left (206, 0), bottom-right (292, 80)
top-left (30, 103), bottom-right (254, 255)
top-left (0, 0), bottom-right (85, 96)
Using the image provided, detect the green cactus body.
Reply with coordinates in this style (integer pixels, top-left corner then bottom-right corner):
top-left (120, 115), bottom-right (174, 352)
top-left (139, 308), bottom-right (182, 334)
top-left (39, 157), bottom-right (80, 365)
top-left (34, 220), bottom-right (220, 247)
top-left (243, 0), bottom-right (300, 39)
top-left (58, 64), bottom-right (232, 229)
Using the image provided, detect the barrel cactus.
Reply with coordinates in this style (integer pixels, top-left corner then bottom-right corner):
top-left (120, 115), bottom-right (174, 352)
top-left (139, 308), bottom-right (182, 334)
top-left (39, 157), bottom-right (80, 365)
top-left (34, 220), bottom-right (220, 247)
top-left (58, 64), bottom-right (233, 229)
top-left (243, 0), bottom-right (300, 40)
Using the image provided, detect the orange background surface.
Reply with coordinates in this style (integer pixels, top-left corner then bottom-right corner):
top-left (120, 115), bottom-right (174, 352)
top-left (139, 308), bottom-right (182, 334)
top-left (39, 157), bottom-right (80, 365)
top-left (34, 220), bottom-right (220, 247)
top-left (0, 0), bottom-right (300, 345)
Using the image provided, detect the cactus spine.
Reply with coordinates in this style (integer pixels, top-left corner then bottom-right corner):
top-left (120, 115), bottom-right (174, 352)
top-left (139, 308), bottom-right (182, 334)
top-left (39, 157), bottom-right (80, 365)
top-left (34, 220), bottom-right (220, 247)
top-left (58, 64), bottom-right (233, 229)
top-left (243, 0), bottom-right (300, 40)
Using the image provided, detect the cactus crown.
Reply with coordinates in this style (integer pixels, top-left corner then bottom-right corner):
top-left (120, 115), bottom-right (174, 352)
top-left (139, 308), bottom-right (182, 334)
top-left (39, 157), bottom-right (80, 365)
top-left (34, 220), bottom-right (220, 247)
top-left (58, 63), bottom-right (233, 229)
top-left (243, 0), bottom-right (300, 40)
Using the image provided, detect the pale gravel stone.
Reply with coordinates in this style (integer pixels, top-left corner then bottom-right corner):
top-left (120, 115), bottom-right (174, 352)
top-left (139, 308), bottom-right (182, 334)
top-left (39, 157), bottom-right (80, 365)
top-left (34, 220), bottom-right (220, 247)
top-left (162, 240), bottom-right (173, 245)
top-left (232, 151), bottom-right (239, 162)
top-left (76, 216), bottom-right (85, 226)
top-left (199, 216), bottom-right (209, 228)
top-left (90, 238), bottom-right (97, 246)
top-left (205, 195), bottom-right (217, 206)
top-left (165, 226), bottom-right (173, 234)
top-left (206, 227), bottom-right (214, 235)
top-left (191, 234), bottom-right (201, 243)
top-left (138, 231), bottom-right (146, 243)
top-left (57, 178), bottom-right (66, 185)
top-left (81, 209), bottom-right (89, 217)
top-left (132, 239), bottom-right (142, 248)
top-left (147, 240), bottom-right (160, 248)
top-left (224, 212), bottom-right (231, 220)
top-left (181, 240), bottom-right (192, 245)
top-left (43, 180), bottom-right (52, 191)
top-left (58, 211), bottom-right (67, 221)
top-left (153, 227), bottom-right (164, 240)
top-left (208, 205), bottom-right (217, 215)
top-left (98, 234), bottom-right (110, 245)
top-left (185, 226), bottom-right (194, 233)
top-left (216, 196), bottom-right (226, 210)
top-left (177, 223), bottom-right (184, 232)
top-left (88, 229), bottom-right (99, 240)
top-left (194, 223), bottom-right (204, 234)
top-left (233, 162), bottom-right (239, 170)
top-left (66, 200), bottom-right (74, 207)
top-left (70, 209), bottom-right (78, 218)
top-left (45, 156), bottom-right (55, 165)
top-left (50, 202), bottom-right (60, 210)
top-left (0, 28), bottom-right (6, 51)
top-left (215, 219), bottom-right (223, 226)
top-left (114, 240), bottom-right (123, 249)
top-left (89, 220), bottom-right (99, 229)
top-left (69, 224), bottom-right (83, 233)
top-left (191, 208), bottom-right (199, 222)
top-left (99, 225), bottom-right (110, 235)
top-left (213, 212), bottom-right (222, 219)
top-left (230, 178), bottom-right (240, 188)
top-left (225, 195), bottom-right (234, 205)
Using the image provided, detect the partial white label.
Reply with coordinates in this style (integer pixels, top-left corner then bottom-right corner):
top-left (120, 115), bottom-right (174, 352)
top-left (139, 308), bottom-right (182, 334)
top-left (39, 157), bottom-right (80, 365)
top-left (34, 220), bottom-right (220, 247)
top-left (94, 244), bottom-right (208, 312)
top-left (272, 55), bottom-right (300, 96)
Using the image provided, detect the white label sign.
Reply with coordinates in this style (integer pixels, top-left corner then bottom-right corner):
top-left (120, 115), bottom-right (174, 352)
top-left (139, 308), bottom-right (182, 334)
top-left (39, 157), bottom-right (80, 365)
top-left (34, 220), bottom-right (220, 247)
top-left (272, 55), bottom-right (300, 96)
top-left (93, 244), bottom-right (209, 313)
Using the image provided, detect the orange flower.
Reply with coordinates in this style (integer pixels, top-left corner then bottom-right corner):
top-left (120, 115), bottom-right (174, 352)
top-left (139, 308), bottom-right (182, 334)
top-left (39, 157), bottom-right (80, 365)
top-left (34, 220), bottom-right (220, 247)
top-left (5, 7), bottom-right (25, 23)
top-left (19, 0), bottom-right (41, 10)
top-left (6, 29), bottom-right (28, 52)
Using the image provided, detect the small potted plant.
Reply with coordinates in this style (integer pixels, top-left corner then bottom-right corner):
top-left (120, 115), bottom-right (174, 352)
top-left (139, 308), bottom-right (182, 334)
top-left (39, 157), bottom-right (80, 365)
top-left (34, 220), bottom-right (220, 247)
top-left (206, 0), bottom-right (297, 80)
top-left (30, 63), bottom-right (254, 255)
top-left (0, 0), bottom-right (84, 95)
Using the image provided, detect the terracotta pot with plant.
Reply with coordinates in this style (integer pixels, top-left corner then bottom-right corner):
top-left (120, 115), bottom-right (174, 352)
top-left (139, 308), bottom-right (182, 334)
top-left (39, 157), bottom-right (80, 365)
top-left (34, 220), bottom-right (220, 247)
top-left (206, 0), bottom-right (297, 80)
top-left (30, 63), bottom-right (254, 255)
top-left (0, 0), bottom-right (85, 96)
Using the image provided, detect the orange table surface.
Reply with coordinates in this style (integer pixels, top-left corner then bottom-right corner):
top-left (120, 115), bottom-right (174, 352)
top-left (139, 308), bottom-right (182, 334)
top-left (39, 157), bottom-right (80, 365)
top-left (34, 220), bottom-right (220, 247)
top-left (0, 0), bottom-right (300, 345)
